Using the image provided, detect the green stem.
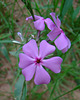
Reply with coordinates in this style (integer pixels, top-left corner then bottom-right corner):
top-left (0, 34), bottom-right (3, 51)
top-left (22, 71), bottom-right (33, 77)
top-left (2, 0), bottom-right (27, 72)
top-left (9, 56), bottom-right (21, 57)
top-left (54, 85), bottom-right (80, 100)
top-left (21, 0), bottom-right (35, 21)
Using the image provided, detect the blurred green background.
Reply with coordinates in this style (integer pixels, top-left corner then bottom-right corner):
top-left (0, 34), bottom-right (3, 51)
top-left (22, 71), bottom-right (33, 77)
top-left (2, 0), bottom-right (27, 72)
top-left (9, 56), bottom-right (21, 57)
top-left (0, 0), bottom-right (80, 100)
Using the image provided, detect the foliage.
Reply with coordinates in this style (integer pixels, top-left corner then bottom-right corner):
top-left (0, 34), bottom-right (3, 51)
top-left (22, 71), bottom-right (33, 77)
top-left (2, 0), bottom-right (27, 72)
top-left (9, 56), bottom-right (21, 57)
top-left (0, 0), bottom-right (80, 100)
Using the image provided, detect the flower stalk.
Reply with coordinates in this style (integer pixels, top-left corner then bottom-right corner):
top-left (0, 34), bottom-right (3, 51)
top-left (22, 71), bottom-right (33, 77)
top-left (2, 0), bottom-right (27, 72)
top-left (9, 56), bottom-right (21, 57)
top-left (21, 0), bottom-right (35, 21)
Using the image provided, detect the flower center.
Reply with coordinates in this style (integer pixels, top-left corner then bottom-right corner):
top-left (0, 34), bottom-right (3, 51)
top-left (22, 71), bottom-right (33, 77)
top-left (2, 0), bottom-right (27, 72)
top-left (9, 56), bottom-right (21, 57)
top-left (36, 58), bottom-right (41, 63)
top-left (35, 58), bottom-right (42, 65)
top-left (42, 18), bottom-right (45, 20)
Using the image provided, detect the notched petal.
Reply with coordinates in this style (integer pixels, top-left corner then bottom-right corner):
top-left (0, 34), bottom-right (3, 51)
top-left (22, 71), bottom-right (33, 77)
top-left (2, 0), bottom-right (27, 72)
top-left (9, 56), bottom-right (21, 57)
top-left (39, 40), bottom-right (55, 59)
top-left (54, 33), bottom-right (68, 50)
top-left (19, 53), bottom-right (35, 69)
top-left (34, 66), bottom-right (51, 85)
top-left (34, 19), bottom-right (45, 31)
top-left (42, 57), bottom-right (63, 73)
top-left (22, 64), bottom-right (36, 81)
top-left (44, 18), bottom-right (55, 30)
top-left (23, 39), bottom-right (38, 58)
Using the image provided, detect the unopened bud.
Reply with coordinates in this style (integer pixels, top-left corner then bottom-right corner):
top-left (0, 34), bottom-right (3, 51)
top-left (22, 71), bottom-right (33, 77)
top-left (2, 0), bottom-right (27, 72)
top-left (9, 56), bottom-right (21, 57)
top-left (17, 32), bottom-right (24, 41)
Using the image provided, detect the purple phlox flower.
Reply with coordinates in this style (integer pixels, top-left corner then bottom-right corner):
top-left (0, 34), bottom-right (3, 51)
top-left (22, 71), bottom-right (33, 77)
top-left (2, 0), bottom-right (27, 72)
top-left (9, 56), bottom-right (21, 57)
top-left (47, 12), bottom-right (71, 53)
top-left (26, 15), bottom-right (55, 31)
top-left (19, 39), bottom-right (63, 85)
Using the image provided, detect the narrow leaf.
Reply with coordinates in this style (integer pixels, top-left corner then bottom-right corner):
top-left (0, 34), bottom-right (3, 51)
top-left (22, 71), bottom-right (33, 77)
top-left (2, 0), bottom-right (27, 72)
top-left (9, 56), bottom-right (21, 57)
top-left (0, 40), bottom-right (12, 43)
top-left (60, 0), bottom-right (65, 16)
top-left (21, 82), bottom-right (27, 100)
top-left (0, 43), bottom-right (11, 63)
top-left (61, 0), bottom-right (73, 18)
top-left (0, 33), bottom-right (11, 40)
top-left (14, 75), bottom-right (25, 100)
top-left (72, 6), bottom-right (80, 20)
top-left (54, 85), bottom-right (80, 100)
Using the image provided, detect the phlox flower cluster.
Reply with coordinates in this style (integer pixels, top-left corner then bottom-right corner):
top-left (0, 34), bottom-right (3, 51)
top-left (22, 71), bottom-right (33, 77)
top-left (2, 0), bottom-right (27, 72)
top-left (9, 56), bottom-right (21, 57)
top-left (19, 12), bottom-right (71, 85)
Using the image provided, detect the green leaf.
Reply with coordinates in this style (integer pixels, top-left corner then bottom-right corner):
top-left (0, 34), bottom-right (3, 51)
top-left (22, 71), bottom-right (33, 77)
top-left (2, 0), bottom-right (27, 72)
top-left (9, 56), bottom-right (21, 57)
top-left (72, 34), bottom-right (80, 44)
top-left (14, 75), bottom-right (25, 100)
top-left (0, 40), bottom-right (22, 44)
top-left (53, 0), bottom-right (59, 11)
top-left (21, 82), bottom-right (27, 100)
top-left (0, 40), bottom-right (12, 43)
top-left (72, 6), bottom-right (80, 20)
top-left (0, 11), bottom-right (9, 27)
top-left (60, 0), bottom-right (65, 15)
top-left (34, 0), bottom-right (42, 16)
top-left (75, 79), bottom-right (80, 85)
top-left (0, 33), bottom-right (11, 40)
top-left (9, 51), bottom-right (19, 57)
top-left (15, 0), bottom-right (17, 2)
top-left (0, 43), bottom-right (11, 63)
top-left (61, 0), bottom-right (73, 18)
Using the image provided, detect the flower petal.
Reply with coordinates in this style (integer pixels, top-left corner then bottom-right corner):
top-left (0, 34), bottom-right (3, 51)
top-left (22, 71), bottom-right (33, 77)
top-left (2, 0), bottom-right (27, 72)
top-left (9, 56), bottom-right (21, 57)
top-left (62, 47), bottom-right (68, 53)
top-left (19, 53), bottom-right (35, 68)
top-left (42, 57), bottom-right (63, 73)
top-left (39, 40), bottom-right (55, 59)
top-left (66, 37), bottom-right (71, 49)
top-left (50, 12), bottom-right (61, 28)
top-left (54, 33), bottom-right (68, 50)
top-left (50, 12), bottom-right (57, 25)
top-left (34, 19), bottom-right (45, 31)
top-left (47, 27), bottom-right (61, 41)
top-left (22, 64), bottom-right (36, 81)
top-left (62, 37), bottom-right (71, 53)
top-left (56, 15), bottom-right (61, 28)
top-left (44, 18), bottom-right (55, 30)
top-left (26, 15), bottom-right (43, 21)
top-left (34, 65), bottom-right (51, 85)
top-left (23, 39), bottom-right (38, 58)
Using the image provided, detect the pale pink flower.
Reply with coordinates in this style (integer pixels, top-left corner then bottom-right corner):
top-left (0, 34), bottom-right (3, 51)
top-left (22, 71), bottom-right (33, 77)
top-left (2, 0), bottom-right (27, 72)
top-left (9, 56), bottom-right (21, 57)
top-left (47, 12), bottom-right (71, 53)
top-left (19, 39), bottom-right (63, 85)
top-left (26, 15), bottom-right (55, 31)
